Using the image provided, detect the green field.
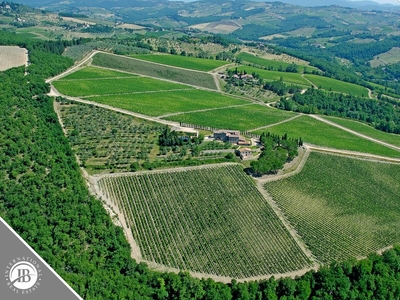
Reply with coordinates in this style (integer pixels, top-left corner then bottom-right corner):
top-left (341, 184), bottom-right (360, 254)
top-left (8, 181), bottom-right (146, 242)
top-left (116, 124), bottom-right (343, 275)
top-left (53, 76), bottom-right (191, 97)
top-left (265, 152), bottom-right (400, 263)
top-left (237, 52), bottom-right (315, 73)
top-left (88, 90), bottom-right (248, 117)
top-left (253, 115), bottom-right (400, 158)
top-left (165, 104), bottom-right (297, 131)
top-left (322, 116), bottom-right (400, 148)
top-left (60, 66), bottom-right (138, 80)
top-left (98, 164), bottom-right (311, 278)
top-left (232, 66), bottom-right (310, 86)
top-left (131, 54), bottom-right (229, 72)
top-left (92, 52), bottom-right (218, 90)
top-left (304, 74), bottom-right (369, 97)
top-left (370, 47), bottom-right (400, 67)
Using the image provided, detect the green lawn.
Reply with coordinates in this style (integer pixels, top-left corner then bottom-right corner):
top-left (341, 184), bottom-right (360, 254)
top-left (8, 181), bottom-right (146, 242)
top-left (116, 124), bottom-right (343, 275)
top-left (88, 90), bottom-right (248, 117)
top-left (60, 66), bottom-right (138, 80)
top-left (237, 52), bottom-right (316, 73)
top-left (131, 54), bottom-right (230, 72)
top-left (253, 115), bottom-right (400, 158)
top-left (53, 77), bottom-right (192, 97)
top-left (165, 104), bottom-right (297, 131)
top-left (231, 66), bottom-right (310, 86)
top-left (304, 74), bottom-right (369, 97)
top-left (265, 152), bottom-right (400, 263)
top-left (322, 116), bottom-right (400, 148)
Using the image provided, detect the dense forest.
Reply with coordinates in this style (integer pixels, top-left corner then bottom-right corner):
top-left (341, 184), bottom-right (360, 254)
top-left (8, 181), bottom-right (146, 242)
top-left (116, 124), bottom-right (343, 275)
top-left (1, 31), bottom-right (400, 299)
top-left (276, 88), bottom-right (400, 134)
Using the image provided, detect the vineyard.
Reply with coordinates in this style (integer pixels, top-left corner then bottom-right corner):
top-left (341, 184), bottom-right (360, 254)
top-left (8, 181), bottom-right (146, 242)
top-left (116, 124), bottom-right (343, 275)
top-left (92, 52), bottom-right (218, 90)
top-left (253, 115), bottom-right (400, 158)
top-left (131, 54), bottom-right (229, 72)
top-left (165, 104), bottom-right (296, 131)
top-left (303, 74), bottom-right (369, 97)
top-left (237, 52), bottom-right (316, 73)
top-left (231, 65), bottom-right (310, 86)
top-left (60, 66), bottom-right (137, 80)
top-left (264, 152), bottom-right (400, 263)
top-left (86, 90), bottom-right (248, 117)
top-left (97, 164), bottom-right (312, 278)
top-left (321, 116), bottom-right (400, 148)
top-left (53, 74), bottom-right (191, 97)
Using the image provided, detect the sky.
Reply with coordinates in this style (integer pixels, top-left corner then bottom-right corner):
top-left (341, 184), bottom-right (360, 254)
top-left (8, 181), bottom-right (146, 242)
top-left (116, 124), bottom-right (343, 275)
top-left (350, 0), bottom-right (400, 4)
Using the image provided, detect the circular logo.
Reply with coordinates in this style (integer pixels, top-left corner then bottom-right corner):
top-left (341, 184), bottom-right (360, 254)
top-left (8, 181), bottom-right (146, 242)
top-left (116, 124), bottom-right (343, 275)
top-left (5, 257), bottom-right (42, 294)
top-left (9, 261), bottom-right (38, 290)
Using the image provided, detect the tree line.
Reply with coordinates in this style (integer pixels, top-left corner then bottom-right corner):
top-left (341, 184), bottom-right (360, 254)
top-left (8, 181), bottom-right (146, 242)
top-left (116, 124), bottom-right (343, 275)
top-left (277, 88), bottom-right (400, 134)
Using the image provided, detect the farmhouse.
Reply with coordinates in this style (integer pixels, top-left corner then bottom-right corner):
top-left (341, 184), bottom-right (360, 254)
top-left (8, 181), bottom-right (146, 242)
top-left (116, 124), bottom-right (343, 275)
top-left (214, 130), bottom-right (251, 145)
top-left (214, 130), bottom-right (240, 143)
top-left (238, 148), bottom-right (253, 160)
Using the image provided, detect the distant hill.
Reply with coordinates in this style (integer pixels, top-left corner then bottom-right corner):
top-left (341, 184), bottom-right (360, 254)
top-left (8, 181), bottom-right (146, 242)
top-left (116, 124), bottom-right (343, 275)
top-left (9, 0), bottom-right (400, 11)
top-left (260, 0), bottom-right (400, 10)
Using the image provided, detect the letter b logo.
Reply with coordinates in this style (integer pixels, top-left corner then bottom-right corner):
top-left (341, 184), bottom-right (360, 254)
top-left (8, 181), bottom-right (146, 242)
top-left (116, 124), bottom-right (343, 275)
top-left (9, 262), bottom-right (38, 290)
top-left (17, 269), bottom-right (31, 283)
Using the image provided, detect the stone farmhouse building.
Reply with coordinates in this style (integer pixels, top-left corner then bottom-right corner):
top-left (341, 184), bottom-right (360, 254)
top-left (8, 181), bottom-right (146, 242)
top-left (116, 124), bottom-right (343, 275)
top-left (213, 130), bottom-right (251, 146)
top-left (238, 148), bottom-right (253, 160)
top-left (214, 130), bottom-right (241, 143)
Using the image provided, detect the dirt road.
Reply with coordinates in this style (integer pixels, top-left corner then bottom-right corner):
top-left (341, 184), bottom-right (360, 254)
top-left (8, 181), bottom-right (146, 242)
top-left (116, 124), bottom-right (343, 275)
top-left (310, 114), bottom-right (400, 152)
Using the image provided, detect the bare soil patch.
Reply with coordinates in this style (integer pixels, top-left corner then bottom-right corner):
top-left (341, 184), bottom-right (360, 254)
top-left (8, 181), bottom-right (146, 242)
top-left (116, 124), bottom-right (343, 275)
top-left (0, 46), bottom-right (28, 71)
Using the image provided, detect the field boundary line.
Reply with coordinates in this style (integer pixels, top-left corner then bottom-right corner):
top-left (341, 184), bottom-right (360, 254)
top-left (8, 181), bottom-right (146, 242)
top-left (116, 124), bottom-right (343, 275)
top-left (301, 74), bottom-right (317, 89)
top-left (248, 114), bottom-right (302, 132)
top-left (310, 114), bottom-right (400, 152)
top-left (91, 162), bottom-right (240, 181)
top-left (49, 85), bottom-right (183, 128)
top-left (138, 259), bottom-right (318, 284)
top-left (91, 64), bottom-right (220, 92)
top-left (89, 176), bottom-right (143, 261)
top-left (256, 180), bottom-right (319, 266)
top-left (57, 76), bottom-right (139, 81)
top-left (158, 103), bottom-right (255, 118)
top-left (46, 50), bottom-right (100, 83)
top-left (81, 88), bottom-right (195, 99)
top-left (106, 51), bottom-right (215, 75)
top-left (307, 145), bottom-right (400, 164)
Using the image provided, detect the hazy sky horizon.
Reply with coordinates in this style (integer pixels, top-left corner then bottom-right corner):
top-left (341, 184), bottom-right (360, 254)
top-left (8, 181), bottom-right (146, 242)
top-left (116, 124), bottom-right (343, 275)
top-left (350, 0), bottom-right (400, 4)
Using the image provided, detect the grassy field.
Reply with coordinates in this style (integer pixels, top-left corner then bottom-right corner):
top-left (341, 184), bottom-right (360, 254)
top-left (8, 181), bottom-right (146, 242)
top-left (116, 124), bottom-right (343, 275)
top-left (370, 47), bottom-right (400, 67)
top-left (265, 152), bottom-right (400, 263)
top-left (322, 116), bottom-right (400, 148)
top-left (98, 164), bottom-right (311, 278)
top-left (60, 66), bottom-right (138, 80)
top-left (53, 76), bottom-right (192, 97)
top-left (131, 54), bottom-right (229, 72)
top-left (92, 52), bottom-right (218, 90)
top-left (253, 115), bottom-right (400, 158)
top-left (165, 104), bottom-right (297, 131)
top-left (237, 52), bottom-right (316, 73)
top-left (304, 74), bottom-right (369, 97)
top-left (232, 66), bottom-right (310, 87)
top-left (88, 90), bottom-right (248, 117)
